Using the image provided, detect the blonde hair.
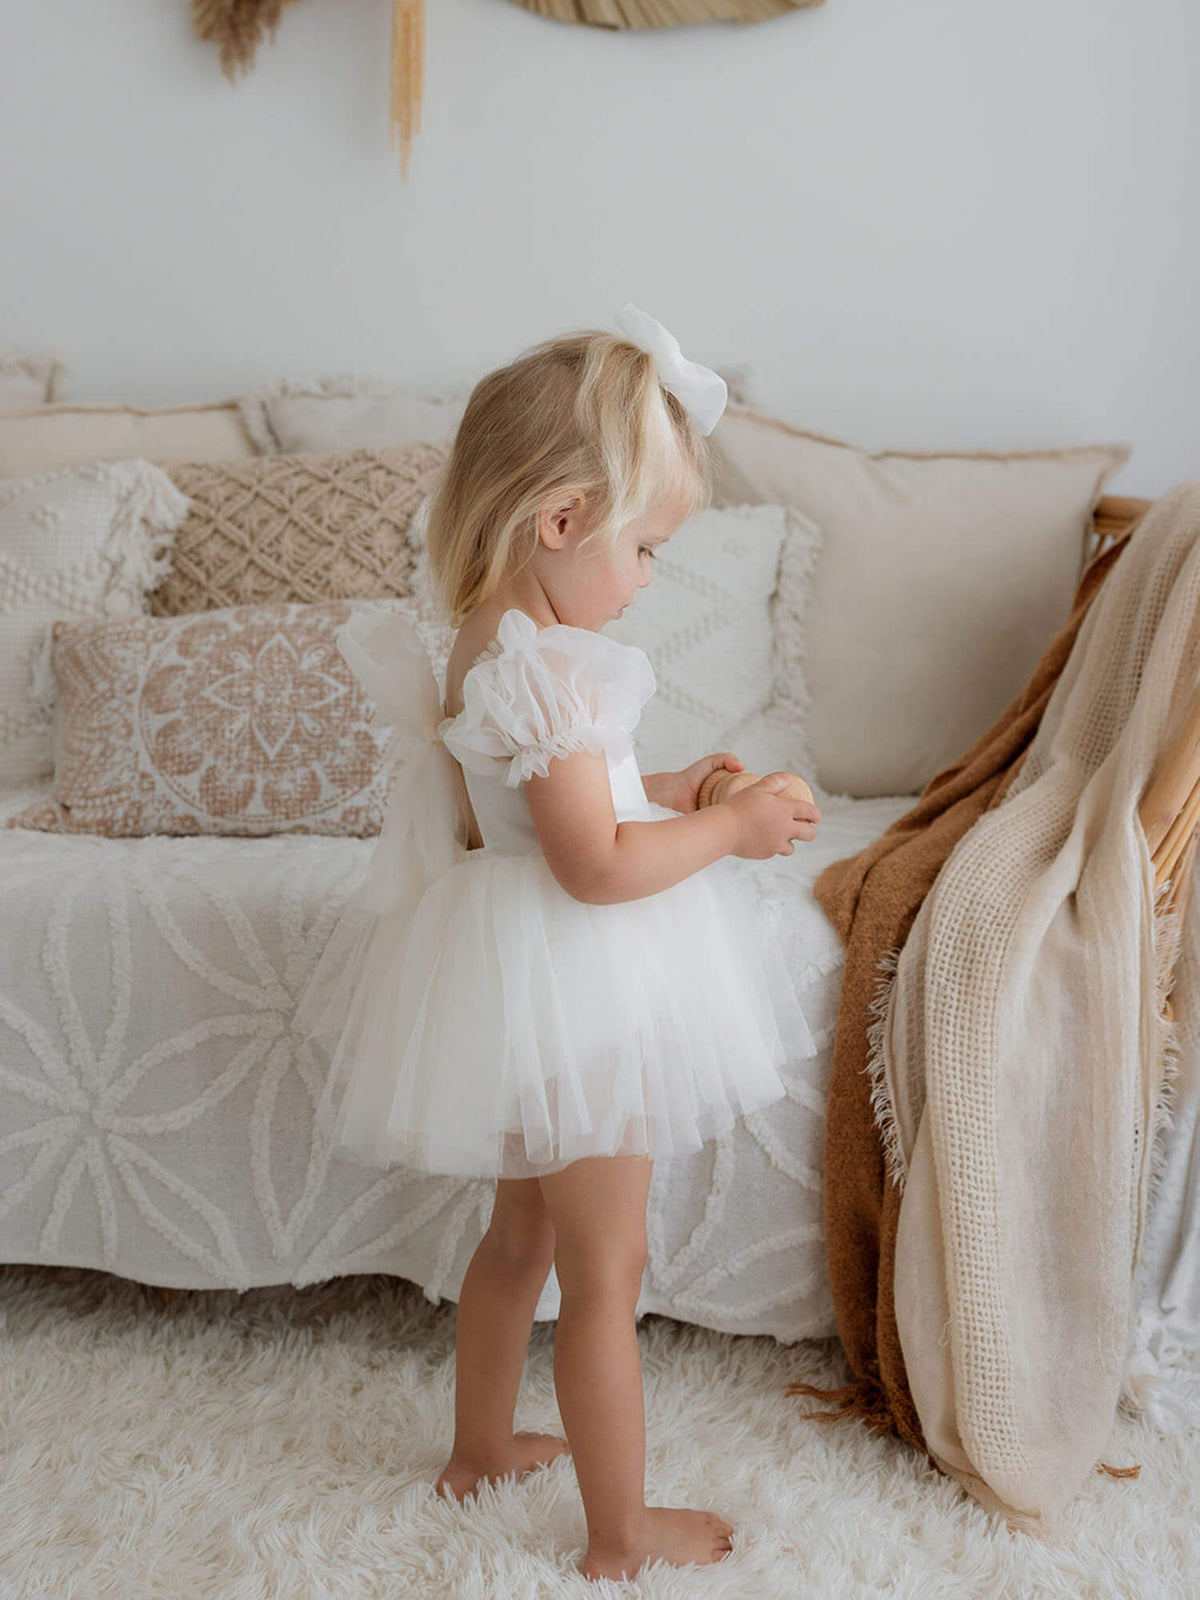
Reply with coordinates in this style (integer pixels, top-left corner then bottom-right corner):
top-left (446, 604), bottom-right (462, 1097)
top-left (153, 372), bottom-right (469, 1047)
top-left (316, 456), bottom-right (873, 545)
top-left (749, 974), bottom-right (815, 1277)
top-left (424, 328), bottom-right (714, 626)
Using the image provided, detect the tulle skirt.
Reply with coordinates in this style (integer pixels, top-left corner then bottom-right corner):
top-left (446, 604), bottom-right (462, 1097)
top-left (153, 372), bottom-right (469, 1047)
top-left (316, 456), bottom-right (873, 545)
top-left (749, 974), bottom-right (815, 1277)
top-left (292, 838), bottom-right (818, 1180)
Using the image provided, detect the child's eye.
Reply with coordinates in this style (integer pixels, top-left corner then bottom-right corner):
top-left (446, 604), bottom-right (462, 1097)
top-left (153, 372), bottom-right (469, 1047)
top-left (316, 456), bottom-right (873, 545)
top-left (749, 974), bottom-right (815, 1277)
top-left (639, 547), bottom-right (656, 561)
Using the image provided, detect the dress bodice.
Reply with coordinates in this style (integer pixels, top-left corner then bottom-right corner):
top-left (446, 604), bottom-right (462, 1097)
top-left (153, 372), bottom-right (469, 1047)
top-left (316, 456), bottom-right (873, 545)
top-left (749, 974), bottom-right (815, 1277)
top-left (438, 609), bottom-right (660, 857)
top-left (457, 741), bottom-right (655, 855)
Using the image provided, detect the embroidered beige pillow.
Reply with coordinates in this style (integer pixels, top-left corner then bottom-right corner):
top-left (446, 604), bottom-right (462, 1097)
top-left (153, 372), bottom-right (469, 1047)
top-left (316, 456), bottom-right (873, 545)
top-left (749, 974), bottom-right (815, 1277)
top-left (148, 442), bottom-right (448, 617)
top-left (0, 399), bottom-right (255, 478)
top-left (710, 401), bottom-right (1132, 797)
top-left (0, 460), bottom-right (192, 789)
top-left (5, 598), bottom-right (422, 838)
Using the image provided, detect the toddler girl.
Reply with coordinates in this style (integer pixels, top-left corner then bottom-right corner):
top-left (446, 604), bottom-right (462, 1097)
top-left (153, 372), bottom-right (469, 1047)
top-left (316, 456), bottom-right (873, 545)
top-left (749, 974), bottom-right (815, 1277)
top-left (293, 304), bottom-right (822, 1583)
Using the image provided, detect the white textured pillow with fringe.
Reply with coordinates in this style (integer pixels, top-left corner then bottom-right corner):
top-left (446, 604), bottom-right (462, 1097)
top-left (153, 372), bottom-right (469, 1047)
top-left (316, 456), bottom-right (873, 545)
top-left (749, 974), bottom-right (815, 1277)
top-left (0, 460), bottom-right (191, 788)
top-left (606, 502), bottom-right (822, 786)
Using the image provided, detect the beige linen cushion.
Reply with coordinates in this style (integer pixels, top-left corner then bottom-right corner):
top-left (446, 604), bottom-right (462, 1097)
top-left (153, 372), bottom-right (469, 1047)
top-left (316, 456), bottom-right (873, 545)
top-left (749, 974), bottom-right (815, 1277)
top-left (710, 402), bottom-right (1131, 797)
top-left (5, 597), bottom-right (420, 838)
top-left (0, 399), bottom-right (257, 479)
top-left (240, 368), bottom-right (756, 456)
top-left (238, 376), bottom-right (469, 455)
top-left (0, 460), bottom-right (192, 788)
top-left (148, 442), bottom-right (448, 616)
top-left (0, 349), bottom-right (69, 412)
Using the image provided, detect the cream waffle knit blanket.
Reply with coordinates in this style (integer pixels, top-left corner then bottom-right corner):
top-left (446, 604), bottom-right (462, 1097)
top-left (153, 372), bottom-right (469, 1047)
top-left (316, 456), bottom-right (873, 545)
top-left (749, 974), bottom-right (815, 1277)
top-left (874, 479), bottom-right (1200, 1531)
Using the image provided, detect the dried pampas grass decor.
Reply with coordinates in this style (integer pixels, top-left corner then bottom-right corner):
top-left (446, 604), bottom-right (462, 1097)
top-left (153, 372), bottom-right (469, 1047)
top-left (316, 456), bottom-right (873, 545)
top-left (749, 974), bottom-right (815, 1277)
top-left (192, 0), bottom-right (821, 182)
top-left (189, 0), bottom-right (306, 81)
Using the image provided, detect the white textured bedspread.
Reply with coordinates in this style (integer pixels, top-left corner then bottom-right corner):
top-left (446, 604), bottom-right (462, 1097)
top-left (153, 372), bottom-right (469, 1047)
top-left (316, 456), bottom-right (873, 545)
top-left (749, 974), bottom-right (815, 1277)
top-left (0, 785), bottom-right (912, 1342)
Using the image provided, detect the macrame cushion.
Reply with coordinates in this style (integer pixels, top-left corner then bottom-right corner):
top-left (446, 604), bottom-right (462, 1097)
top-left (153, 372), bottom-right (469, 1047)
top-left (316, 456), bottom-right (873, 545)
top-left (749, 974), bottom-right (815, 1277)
top-left (0, 399), bottom-right (255, 479)
top-left (710, 401), bottom-right (1132, 798)
top-left (5, 597), bottom-right (422, 838)
top-left (148, 442), bottom-right (448, 617)
top-left (0, 460), bottom-right (191, 790)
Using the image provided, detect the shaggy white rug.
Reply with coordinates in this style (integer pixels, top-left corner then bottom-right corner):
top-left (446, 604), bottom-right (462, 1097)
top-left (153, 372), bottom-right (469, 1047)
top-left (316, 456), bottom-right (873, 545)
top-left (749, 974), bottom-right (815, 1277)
top-left (0, 1263), bottom-right (1194, 1599)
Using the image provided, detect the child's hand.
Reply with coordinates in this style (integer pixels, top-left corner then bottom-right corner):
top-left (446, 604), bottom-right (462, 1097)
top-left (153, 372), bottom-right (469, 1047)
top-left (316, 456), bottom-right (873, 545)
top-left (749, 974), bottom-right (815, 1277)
top-left (647, 753), bottom-right (746, 814)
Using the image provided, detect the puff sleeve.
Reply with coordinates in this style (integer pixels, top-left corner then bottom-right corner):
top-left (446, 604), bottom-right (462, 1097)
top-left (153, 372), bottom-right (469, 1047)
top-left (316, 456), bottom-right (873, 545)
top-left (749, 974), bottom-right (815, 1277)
top-left (442, 610), bottom-right (656, 789)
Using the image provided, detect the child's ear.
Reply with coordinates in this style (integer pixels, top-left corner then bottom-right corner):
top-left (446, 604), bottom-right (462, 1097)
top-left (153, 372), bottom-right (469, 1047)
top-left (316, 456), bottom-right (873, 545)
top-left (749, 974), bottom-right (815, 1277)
top-left (537, 494), bottom-right (584, 549)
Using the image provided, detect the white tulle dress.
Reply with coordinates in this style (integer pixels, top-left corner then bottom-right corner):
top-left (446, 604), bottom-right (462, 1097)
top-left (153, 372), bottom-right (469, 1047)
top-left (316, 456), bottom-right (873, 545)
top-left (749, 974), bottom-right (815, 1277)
top-left (292, 604), bottom-right (818, 1181)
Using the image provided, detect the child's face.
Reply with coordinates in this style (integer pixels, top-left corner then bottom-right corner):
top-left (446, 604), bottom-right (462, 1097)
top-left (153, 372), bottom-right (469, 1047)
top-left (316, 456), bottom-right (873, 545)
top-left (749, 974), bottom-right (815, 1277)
top-left (534, 476), bottom-right (696, 631)
top-left (608, 490), bottom-right (688, 619)
top-left (586, 481), bottom-right (693, 628)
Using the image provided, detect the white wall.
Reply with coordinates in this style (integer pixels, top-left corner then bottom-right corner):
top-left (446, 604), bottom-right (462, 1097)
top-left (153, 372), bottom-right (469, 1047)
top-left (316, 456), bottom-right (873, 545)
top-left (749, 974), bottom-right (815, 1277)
top-left (4, 0), bottom-right (1197, 498)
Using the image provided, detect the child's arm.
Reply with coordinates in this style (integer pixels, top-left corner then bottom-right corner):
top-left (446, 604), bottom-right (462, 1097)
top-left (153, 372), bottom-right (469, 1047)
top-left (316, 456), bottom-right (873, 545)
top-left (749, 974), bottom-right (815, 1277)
top-left (525, 750), bottom-right (816, 905)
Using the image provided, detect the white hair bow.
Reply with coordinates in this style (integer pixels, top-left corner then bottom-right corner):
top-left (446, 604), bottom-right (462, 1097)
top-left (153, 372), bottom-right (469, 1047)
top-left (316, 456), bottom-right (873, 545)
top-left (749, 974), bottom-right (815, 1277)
top-left (612, 302), bottom-right (728, 437)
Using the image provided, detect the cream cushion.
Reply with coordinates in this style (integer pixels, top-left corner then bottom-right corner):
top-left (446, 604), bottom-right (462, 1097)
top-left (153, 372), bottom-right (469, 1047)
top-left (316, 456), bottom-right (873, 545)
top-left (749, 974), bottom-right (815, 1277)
top-left (0, 460), bottom-right (192, 788)
top-left (238, 377), bottom-right (468, 455)
top-left (240, 368), bottom-right (756, 457)
top-left (710, 403), bottom-right (1131, 797)
top-left (0, 400), bottom-right (256, 478)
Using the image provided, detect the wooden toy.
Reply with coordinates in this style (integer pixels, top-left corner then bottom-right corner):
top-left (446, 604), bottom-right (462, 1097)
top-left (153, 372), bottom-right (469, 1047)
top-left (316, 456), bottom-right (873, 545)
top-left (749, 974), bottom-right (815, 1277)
top-left (696, 766), bottom-right (814, 809)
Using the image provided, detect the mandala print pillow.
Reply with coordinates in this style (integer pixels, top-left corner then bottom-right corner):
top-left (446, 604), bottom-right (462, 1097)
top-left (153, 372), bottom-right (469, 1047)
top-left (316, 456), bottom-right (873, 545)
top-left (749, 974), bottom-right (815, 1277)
top-left (5, 597), bottom-right (425, 838)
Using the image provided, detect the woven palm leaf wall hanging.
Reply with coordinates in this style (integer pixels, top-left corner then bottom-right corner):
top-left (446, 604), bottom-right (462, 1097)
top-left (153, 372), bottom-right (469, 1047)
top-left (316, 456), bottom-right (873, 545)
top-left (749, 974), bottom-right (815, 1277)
top-left (191, 0), bottom-right (823, 180)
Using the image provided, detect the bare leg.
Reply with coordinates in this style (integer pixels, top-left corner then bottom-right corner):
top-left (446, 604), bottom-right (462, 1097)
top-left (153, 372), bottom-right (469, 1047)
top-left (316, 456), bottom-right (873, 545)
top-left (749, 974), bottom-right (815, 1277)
top-left (537, 1154), bottom-right (734, 1583)
top-left (435, 1177), bottom-right (570, 1500)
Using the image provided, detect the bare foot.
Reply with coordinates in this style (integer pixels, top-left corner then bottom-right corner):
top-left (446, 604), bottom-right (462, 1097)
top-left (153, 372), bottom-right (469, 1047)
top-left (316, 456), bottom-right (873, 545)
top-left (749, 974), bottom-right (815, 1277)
top-left (581, 1506), bottom-right (734, 1582)
top-left (435, 1430), bottom-right (571, 1502)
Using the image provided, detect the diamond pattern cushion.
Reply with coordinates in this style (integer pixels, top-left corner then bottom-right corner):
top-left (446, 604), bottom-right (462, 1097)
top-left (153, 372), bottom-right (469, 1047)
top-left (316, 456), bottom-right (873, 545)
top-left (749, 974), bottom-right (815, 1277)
top-left (606, 502), bottom-right (821, 784)
top-left (149, 443), bottom-right (448, 617)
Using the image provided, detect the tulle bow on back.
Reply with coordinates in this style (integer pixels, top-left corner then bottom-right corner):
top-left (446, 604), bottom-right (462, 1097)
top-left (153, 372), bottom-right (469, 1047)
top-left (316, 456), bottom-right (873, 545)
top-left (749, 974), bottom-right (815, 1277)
top-left (334, 604), bottom-right (467, 918)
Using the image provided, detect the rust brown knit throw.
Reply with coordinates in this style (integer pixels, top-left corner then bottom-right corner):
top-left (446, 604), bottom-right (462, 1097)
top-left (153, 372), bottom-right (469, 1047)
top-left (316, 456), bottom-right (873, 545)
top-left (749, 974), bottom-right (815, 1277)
top-left (787, 519), bottom-right (1141, 1466)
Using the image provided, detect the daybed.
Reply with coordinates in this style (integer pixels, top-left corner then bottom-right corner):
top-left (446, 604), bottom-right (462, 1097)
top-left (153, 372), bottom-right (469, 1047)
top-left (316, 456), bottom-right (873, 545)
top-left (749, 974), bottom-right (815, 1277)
top-left (0, 378), bottom-right (1173, 1379)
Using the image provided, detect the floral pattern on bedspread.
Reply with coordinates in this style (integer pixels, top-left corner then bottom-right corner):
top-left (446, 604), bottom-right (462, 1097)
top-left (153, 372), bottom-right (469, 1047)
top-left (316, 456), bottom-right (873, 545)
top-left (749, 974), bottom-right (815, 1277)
top-left (0, 782), bottom-right (908, 1340)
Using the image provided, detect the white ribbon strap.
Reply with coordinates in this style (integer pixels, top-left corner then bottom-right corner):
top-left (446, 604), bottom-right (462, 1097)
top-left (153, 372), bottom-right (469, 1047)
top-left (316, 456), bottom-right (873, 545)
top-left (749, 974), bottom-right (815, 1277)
top-left (612, 301), bottom-right (728, 436)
